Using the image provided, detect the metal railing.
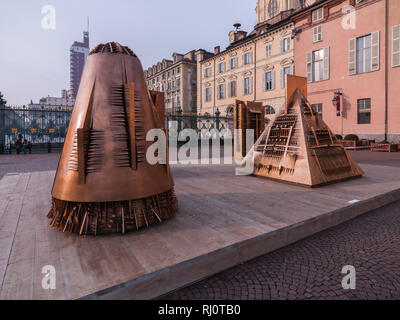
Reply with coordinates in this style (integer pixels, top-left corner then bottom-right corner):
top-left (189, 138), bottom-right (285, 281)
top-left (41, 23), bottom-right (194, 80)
top-left (0, 106), bottom-right (72, 153)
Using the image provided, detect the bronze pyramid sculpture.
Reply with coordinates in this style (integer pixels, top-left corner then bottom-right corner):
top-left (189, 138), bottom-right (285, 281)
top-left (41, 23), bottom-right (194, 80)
top-left (48, 42), bottom-right (178, 235)
top-left (251, 75), bottom-right (364, 187)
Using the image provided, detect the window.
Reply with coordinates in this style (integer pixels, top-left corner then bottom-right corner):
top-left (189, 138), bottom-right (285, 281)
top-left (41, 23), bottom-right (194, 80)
top-left (243, 52), bottom-right (253, 65)
top-left (268, 0), bottom-right (278, 18)
top-left (349, 32), bottom-right (380, 75)
top-left (280, 66), bottom-right (293, 88)
top-left (266, 44), bottom-right (272, 58)
top-left (204, 67), bottom-right (211, 78)
top-left (281, 37), bottom-right (291, 53)
top-left (265, 105), bottom-right (275, 115)
top-left (230, 57), bottom-right (238, 70)
top-left (393, 25), bottom-right (400, 67)
top-left (356, 34), bottom-right (372, 74)
top-left (228, 81), bottom-right (237, 97)
top-left (217, 84), bottom-right (225, 99)
top-left (313, 49), bottom-right (324, 82)
top-left (313, 25), bottom-right (323, 43)
top-left (204, 87), bottom-right (211, 102)
top-left (263, 71), bottom-right (275, 91)
top-left (243, 77), bottom-right (253, 95)
top-left (307, 47), bottom-right (330, 82)
top-left (312, 7), bottom-right (324, 23)
top-left (312, 104), bottom-right (323, 116)
top-left (217, 62), bottom-right (226, 74)
top-left (177, 67), bottom-right (181, 74)
top-left (357, 99), bottom-right (371, 124)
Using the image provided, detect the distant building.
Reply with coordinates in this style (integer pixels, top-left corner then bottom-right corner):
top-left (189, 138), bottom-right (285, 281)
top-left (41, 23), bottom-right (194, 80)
top-left (144, 51), bottom-right (200, 114)
top-left (28, 89), bottom-right (74, 110)
top-left (70, 31), bottom-right (90, 99)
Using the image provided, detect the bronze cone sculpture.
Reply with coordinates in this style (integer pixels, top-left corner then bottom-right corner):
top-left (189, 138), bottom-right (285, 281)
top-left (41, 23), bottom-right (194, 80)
top-left (250, 75), bottom-right (364, 187)
top-left (48, 42), bottom-right (177, 235)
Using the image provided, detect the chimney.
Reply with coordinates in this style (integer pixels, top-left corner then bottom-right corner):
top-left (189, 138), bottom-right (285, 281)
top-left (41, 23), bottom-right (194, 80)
top-left (214, 46), bottom-right (220, 55)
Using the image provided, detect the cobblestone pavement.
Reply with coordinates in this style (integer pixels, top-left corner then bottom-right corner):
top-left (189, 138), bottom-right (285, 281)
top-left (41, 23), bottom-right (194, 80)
top-left (1, 150), bottom-right (400, 300)
top-left (163, 199), bottom-right (400, 300)
top-left (162, 151), bottom-right (400, 300)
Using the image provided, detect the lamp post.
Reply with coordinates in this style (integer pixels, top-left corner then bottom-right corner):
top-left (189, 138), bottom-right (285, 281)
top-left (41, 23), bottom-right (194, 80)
top-left (332, 91), bottom-right (343, 137)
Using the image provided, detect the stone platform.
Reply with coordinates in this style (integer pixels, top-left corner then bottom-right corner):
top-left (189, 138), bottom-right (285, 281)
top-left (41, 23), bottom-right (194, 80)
top-left (0, 163), bottom-right (399, 300)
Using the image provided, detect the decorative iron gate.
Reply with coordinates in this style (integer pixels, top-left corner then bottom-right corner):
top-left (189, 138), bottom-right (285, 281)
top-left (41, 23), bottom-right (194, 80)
top-left (0, 107), bottom-right (233, 153)
top-left (166, 110), bottom-right (233, 139)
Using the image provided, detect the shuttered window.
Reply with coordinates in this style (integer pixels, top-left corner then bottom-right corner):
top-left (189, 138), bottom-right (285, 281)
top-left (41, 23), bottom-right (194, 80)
top-left (313, 25), bottom-right (323, 43)
top-left (228, 81), bottom-right (237, 97)
top-left (312, 8), bottom-right (324, 23)
top-left (393, 25), bottom-right (400, 67)
top-left (349, 31), bottom-right (380, 75)
top-left (243, 77), bottom-right (253, 95)
top-left (204, 88), bottom-right (211, 102)
top-left (280, 66), bottom-right (293, 89)
top-left (243, 52), bottom-right (253, 65)
top-left (306, 47), bottom-right (329, 83)
top-left (217, 62), bottom-right (226, 74)
top-left (280, 37), bottom-right (291, 53)
top-left (230, 57), bottom-right (238, 70)
top-left (357, 99), bottom-right (371, 124)
top-left (263, 71), bottom-right (275, 91)
top-left (266, 44), bottom-right (272, 58)
top-left (312, 104), bottom-right (323, 117)
top-left (217, 84), bottom-right (225, 100)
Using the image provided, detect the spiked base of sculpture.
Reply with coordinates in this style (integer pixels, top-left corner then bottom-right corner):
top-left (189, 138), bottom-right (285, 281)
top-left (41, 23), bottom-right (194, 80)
top-left (249, 75), bottom-right (364, 187)
top-left (48, 190), bottom-right (177, 235)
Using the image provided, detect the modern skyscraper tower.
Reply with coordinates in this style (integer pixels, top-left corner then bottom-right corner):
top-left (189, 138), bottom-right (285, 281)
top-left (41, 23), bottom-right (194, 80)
top-left (70, 28), bottom-right (90, 100)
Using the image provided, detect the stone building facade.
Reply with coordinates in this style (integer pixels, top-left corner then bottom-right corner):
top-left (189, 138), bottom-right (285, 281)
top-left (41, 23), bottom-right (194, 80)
top-left (195, 0), bottom-right (317, 123)
top-left (144, 51), bottom-right (200, 114)
top-left (293, 0), bottom-right (400, 141)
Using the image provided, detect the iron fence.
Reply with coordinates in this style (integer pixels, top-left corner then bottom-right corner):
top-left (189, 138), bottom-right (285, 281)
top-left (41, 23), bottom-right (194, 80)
top-left (166, 110), bottom-right (233, 140)
top-left (0, 106), bottom-right (72, 153)
top-left (0, 106), bottom-right (233, 154)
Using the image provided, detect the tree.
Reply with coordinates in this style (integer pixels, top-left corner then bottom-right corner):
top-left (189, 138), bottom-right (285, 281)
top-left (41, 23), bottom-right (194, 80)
top-left (0, 91), bottom-right (6, 107)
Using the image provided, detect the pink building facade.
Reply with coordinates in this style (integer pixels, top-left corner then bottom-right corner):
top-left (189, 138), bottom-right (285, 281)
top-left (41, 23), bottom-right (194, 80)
top-left (293, 0), bottom-right (400, 142)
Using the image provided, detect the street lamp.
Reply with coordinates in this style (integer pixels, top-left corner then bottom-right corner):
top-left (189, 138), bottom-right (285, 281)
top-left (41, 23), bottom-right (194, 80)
top-left (332, 91), bottom-right (344, 137)
top-left (332, 91), bottom-right (343, 117)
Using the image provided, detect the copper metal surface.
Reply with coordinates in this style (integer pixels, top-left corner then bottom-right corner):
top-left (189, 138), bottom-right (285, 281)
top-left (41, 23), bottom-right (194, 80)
top-left (48, 42), bottom-right (177, 235)
top-left (233, 100), bottom-right (265, 160)
top-left (249, 75), bottom-right (364, 187)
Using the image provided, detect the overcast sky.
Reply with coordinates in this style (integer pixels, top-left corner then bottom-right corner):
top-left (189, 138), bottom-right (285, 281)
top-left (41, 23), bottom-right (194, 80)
top-left (0, 0), bottom-right (256, 105)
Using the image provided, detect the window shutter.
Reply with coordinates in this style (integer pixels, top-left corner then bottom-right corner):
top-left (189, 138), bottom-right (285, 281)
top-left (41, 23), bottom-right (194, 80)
top-left (306, 51), bottom-right (312, 82)
top-left (249, 78), bottom-right (253, 94)
top-left (289, 65), bottom-right (294, 75)
top-left (271, 70), bottom-right (275, 90)
top-left (393, 25), bottom-right (400, 67)
top-left (371, 31), bottom-right (380, 71)
top-left (242, 79), bottom-right (245, 95)
top-left (313, 27), bottom-right (318, 43)
top-left (280, 69), bottom-right (285, 89)
top-left (348, 38), bottom-right (356, 75)
top-left (323, 47), bottom-right (330, 80)
top-left (280, 40), bottom-right (284, 53)
top-left (262, 73), bottom-right (266, 91)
